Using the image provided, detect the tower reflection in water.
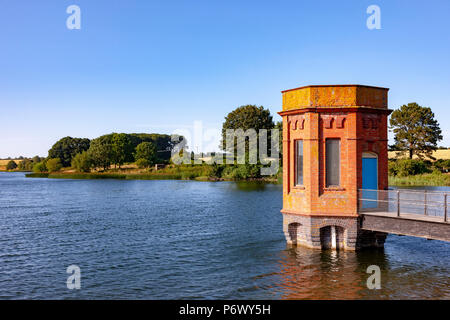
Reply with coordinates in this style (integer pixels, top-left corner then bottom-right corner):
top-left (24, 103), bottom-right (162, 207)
top-left (273, 245), bottom-right (389, 300)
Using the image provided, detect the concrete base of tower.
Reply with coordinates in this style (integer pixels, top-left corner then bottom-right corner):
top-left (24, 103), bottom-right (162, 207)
top-left (282, 213), bottom-right (387, 251)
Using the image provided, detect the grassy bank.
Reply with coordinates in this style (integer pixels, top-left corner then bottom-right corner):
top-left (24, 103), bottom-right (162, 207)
top-left (24, 171), bottom-right (450, 186)
top-left (388, 173), bottom-right (450, 186)
top-left (25, 172), bottom-right (278, 182)
top-left (25, 164), bottom-right (281, 183)
top-left (25, 172), bottom-right (184, 180)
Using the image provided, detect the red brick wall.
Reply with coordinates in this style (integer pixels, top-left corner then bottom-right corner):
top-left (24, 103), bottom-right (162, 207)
top-left (281, 108), bottom-right (389, 217)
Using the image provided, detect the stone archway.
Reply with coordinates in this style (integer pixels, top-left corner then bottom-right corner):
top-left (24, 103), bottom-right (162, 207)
top-left (288, 222), bottom-right (302, 245)
top-left (320, 225), bottom-right (345, 250)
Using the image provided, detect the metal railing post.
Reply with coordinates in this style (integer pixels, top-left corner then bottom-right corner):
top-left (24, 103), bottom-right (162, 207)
top-left (424, 190), bottom-right (428, 216)
top-left (397, 190), bottom-right (400, 217)
top-left (445, 193), bottom-right (448, 222)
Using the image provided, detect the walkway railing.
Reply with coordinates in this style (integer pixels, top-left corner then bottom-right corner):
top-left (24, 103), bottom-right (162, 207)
top-left (358, 189), bottom-right (449, 222)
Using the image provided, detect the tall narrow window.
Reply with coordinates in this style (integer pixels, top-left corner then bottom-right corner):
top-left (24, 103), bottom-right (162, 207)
top-left (295, 140), bottom-right (303, 186)
top-left (326, 139), bottom-right (340, 186)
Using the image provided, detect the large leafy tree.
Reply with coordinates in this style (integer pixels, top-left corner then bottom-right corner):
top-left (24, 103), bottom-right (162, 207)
top-left (221, 105), bottom-right (274, 161)
top-left (389, 103), bottom-right (442, 159)
top-left (88, 136), bottom-right (113, 170)
top-left (111, 133), bottom-right (134, 168)
top-left (46, 158), bottom-right (62, 172)
top-left (71, 151), bottom-right (93, 173)
top-left (48, 137), bottom-right (90, 167)
top-left (135, 142), bottom-right (157, 165)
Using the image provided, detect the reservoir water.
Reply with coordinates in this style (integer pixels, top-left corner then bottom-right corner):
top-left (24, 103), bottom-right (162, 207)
top-left (0, 172), bottom-right (449, 299)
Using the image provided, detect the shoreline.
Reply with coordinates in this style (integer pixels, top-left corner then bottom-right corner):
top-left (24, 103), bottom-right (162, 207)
top-left (16, 171), bottom-right (450, 187)
top-left (24, 172), bottom-right (281, 183)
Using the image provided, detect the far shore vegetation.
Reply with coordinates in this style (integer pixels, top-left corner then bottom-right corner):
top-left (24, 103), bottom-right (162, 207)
top-left (2, 102), bottom-right (450, 187)
top-left (3, 105), bottom-right (284, 183)
top-left (18, 158), bottom-right (450, 187)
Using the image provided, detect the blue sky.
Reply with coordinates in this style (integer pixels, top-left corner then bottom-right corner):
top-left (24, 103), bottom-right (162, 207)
top-left (1, 0), bottom-right (450, 157)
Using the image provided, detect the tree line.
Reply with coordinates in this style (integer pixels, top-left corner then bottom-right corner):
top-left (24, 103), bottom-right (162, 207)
top-left (3, 102), bottom-right (444, 177)
top-left (30, 133), bottom-right (184, 173)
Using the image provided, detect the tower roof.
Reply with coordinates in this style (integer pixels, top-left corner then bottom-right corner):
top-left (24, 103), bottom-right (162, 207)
top-left (281, 84), bottom-right (389, 111)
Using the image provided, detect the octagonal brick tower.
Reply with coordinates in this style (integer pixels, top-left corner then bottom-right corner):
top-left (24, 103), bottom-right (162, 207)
top-left (278, 85), bottom-right (392, 250)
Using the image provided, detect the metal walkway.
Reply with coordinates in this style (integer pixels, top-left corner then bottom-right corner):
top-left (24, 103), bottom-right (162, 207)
top-left (359, 189), bottom-right (450, 241)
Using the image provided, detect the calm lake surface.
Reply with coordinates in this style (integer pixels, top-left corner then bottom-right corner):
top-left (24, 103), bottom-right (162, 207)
top-left (0, 172), bottom-right (449, 299)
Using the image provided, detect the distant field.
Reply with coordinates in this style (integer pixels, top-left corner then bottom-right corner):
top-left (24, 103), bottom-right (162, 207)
top-left (388, 150), bottom-right (450, 160)
top-left (0, 159), bottom-right (23, 170)
top-left (0, 159), bottom-right (23, 165)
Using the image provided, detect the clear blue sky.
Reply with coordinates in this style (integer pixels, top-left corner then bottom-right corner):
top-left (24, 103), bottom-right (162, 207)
top-left (1, 0), bottom-right (450, 157)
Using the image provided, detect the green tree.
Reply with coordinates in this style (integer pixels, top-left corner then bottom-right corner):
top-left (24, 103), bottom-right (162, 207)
top-left (18, 156), bottom-right (43, 171)
top-left (48, 137), bottom-right (90, 167)
top-left (88, 137), bottom-right (113, 171)
top-left (6, 160), bottom-right (17, 170)
top-left (33, 161), bottom-right (47, 173)
top-left (135, 142), bottom-right (157, 164)
top-left (127, 133), bottom-right (185, 162)
top-left (72, 151), bottom-right (93, 172)
top-left (18, 159), bottom-right (33, 171)
top-left (389, 103), bottom-right (442, 159)
top-left (32, 156), bottom-right (43, 163)
top-left (221, 105), bottom-right (274, 162)
top-left (46, 158), bottom-right (62, 172)
top-left (111, 133), bottom-right (134, 168)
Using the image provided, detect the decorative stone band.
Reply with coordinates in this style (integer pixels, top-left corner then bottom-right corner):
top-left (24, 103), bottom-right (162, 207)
top-left (278, 107), bottom-right (393, 117)
top-left (280, 209), bottom-right (359, 218)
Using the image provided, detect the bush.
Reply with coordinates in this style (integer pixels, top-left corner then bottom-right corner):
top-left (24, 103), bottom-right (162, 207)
top-left (389, 173), bottom-right (450, 186)
top-left (220, 164), bottom-right (261, 180)
top-left (25, 173), bottom-right (49, 178)
top-left (72, 151), bottom-right (92, 173)
top-left (433, 159), bottom-right (450, 173)
top-left (235, 164), bottom-right (261, 179)
top-left (46, 158), bottom-right (62, 172)
top-left (209, 163), bottom-right (225, 178)
top-left (136, 158), bottom-right (151, 169)
top-left (221, 165), bottom-right (237, 179)
top-left (33, 161), bottom-right (47, 173)
top-left (6, 160), bottom-right (18, 170)
top-left (181, 172), bottom-right (197, 180)
top-left (388, 159), bottom-right (431, 177)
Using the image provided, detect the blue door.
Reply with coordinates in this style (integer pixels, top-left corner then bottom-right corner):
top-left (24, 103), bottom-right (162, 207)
top-left (362, 156), bottom-right (378, 209)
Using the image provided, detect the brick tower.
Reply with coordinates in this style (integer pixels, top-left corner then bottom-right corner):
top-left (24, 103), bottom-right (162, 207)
top-left (278, 85), bottom-right (392, 250)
